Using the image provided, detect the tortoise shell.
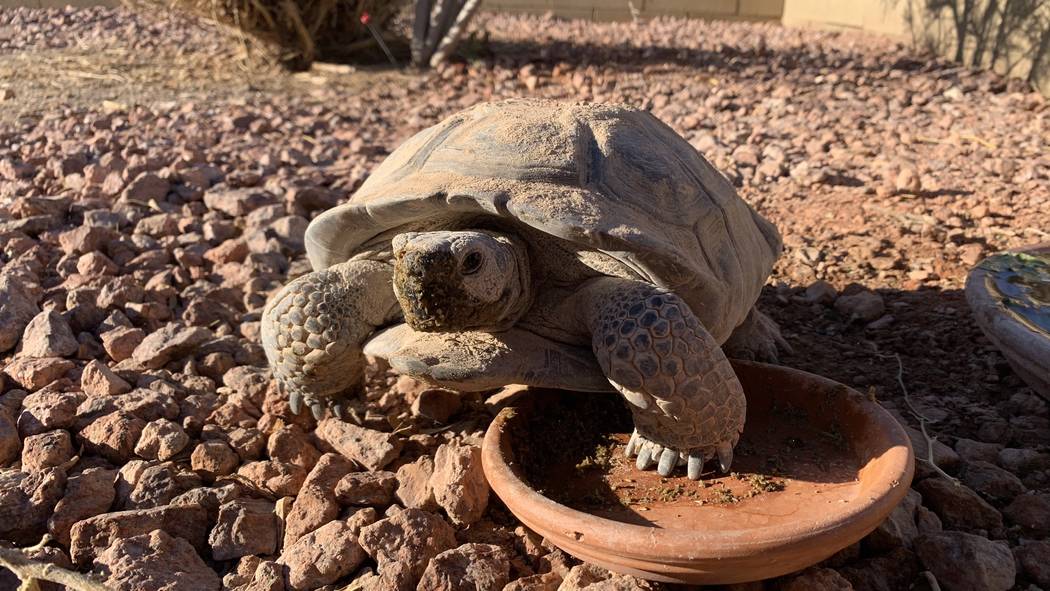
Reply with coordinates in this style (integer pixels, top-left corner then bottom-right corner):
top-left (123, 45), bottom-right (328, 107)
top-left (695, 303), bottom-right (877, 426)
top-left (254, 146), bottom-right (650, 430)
top-left (307, 99), bottom-right (781, 344)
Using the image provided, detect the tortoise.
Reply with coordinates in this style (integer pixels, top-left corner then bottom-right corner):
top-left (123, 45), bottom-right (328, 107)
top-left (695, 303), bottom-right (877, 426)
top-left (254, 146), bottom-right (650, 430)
top-left (262, 99), bottom-right (786, 479)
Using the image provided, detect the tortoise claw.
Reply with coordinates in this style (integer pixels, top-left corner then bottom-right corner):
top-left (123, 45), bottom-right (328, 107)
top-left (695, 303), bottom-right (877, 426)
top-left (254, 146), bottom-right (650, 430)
top-left (289, 391), bottom-right (303, 415)
top-left (657, 448), bottom-right (677, 476)
top-left (310, 402), bottom-right (324, 420)
top-left (625, 431), bottom-right (640, 457)
top-left (635, 443), bottom-right (654, 470)
top-left (626, 429), bottom-right (738, 480)
top-left (687, 454), bottom-right (704, 480)
top-left (716, 442), bottom-right (734, 473)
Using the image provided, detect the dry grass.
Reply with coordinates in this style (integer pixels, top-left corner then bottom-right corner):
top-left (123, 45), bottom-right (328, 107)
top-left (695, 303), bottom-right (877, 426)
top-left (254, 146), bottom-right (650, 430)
top-left (137, 0), bottom-right (406, 68)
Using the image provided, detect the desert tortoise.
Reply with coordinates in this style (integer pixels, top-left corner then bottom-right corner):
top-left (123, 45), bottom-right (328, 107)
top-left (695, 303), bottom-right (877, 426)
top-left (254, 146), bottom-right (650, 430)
top-left (262, 99), bottom-right (785, 479)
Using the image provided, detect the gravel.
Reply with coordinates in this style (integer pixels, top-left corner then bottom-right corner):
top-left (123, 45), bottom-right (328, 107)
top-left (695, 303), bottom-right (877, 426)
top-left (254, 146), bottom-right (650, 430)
top-left (0, 4), bottom-right (1047, 590)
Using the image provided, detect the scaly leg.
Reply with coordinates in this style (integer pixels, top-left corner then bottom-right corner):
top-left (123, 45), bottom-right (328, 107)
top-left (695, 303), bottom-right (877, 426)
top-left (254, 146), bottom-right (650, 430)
top-left (576, 278), bottom-right (746, 479)
top-left (261, 259), bottom-right (399, 420)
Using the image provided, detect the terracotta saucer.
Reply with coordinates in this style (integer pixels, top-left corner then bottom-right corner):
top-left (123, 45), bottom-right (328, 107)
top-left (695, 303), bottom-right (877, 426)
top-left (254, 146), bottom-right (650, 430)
top-left (481, 360), bottom-right (914, 585)
top-left (965, 243), bottom-right (1050, 399)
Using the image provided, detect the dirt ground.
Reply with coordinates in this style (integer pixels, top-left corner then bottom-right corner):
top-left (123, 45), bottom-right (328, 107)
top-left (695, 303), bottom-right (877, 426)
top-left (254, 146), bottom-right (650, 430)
top-left (0, 5), bottom-right (1048, 591)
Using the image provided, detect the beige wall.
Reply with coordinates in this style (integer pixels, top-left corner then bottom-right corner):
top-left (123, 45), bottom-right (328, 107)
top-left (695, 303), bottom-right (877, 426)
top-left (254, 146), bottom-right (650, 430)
top-left (482, 0), bottom-right (784, 23)
top-left (781, 0), bottom-right (910, 37)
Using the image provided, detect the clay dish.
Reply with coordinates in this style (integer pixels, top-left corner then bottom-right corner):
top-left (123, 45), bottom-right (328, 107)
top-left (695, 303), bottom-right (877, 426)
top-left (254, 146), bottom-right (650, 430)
top-left (966, 243), bottom-right (1050, 399)
top-left (482, 360), bottom-right (914, 585)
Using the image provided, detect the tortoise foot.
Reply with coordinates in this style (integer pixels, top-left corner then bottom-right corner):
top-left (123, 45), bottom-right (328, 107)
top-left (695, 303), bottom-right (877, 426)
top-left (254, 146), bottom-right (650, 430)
top-left (625, 429), bottom-right (734, 480)
top-left (288, 389), bottom-right (354, 421)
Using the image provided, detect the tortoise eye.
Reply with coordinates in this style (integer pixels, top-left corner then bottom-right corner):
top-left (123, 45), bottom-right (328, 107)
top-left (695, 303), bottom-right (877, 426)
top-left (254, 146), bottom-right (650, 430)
top-left (461, 252), bottom-right (483, 275)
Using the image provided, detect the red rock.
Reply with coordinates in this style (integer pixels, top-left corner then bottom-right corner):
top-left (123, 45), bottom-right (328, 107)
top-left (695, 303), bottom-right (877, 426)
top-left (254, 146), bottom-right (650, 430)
top-left (76, 251), bottom-right (119, 275)
top-left (558, 563), bottom-right (653, 591)
top-left (359, 508), bottom-right (458, 591)
top-left (132, 323), bottom-right (211, 369)
top-left (236, 460), bottom-right (307, 497)
top-left (395, 455), bottom-right (439, 511)
top-left (121, 171), bottom-right (170, 202)
top-left (998, 447), bottom-right (1048, 473)
top-left (960, 461), bottom-right (1026, 502)
top-left (179, 393), bottom-right (221, 435)
top-left (93, 529), bottom-right (220, 591)
top-left (19, 310), bottom-right (78, 357)
top-left (209, 499), bottom-right (278, 560)
top-left (49, 467), bottom-right (116, 546)
top-left (266, 425), bottom-right (321, 470)
top-left (1003, 493), bottom-right (1050, 537)
top-left (1014, 541), bottom-right (1050, 588)
top-left (905, 426), bottom-right (962, 479)
top-left (18, 390), bottom-right (83, 435)
top-left (412, 388), bottom-right (462, 423)
top-left (782, 567), bottom-right (854, 591)
top-left (894, 166), bottom-right (921, 194)
top-left (0, 272), bottom-right (41, 353)
top-left (134, 418), bottom-right (190, 461)
top-left (123, 462), bottom-right (202, 510)
top-left (134, 213), bottom-right (180, 237)
top-left (915, 478), bottom-right (1003, 532)
top-left (100, 326), bottom-right (145, 362)
top-left (283, 453), bottom-right (354, 548)
top-left (335, 470), bottom-right (397, 506)
top-left (223, 366), bottom-right (271, 404)
top-left (315, 418), bottom-right (403, 471)
top-left (0, 411), bottom-right (19, 465)
top-left (4, 356), bottom-right (75, 391)
top-left (58, 225), bottom-right (113, 256)
top-left (954, 438), bottom-right (1001, 464)
top-left (0, 466), bottom-right (67, 544)
top-left (279, 508), bottom-right (377, 590)
top-left (70, 503), bottom-right (210, 566)
top-left (203, 187), bottom-right (276, 217)
top-left (170, 484), bottom-right (242, 523)
top-left (81, 359), bottom-right (132, 396)
top-left (183, 298), bottom-right (237, 328)
top-left (226, 426), bottom-right (265, 461)
top-left (78, 411), bottom-right (146, 463)
top-left (915, 531), bottom-right (1014, 591)
top-left (418, 543), bottom-right (511, 591)
top-left (191, 440), bottom-right (239, 480)
top-left (431, 443), bottom-right (489, 525)
top-left (221, 555), bottom-right (265, 589)
top-left (504, 572), bottom-right (562, 591)
top-left (207, 396), bottom-right (262, 430)
top-left (21, 429), bottom-right (74, 472)
top-left (866, 488), bottom-right (920, 551)
top-left (80, 389), bottom-right (179, 423)
top-left (287, 185), bottom-right (341, 212)
top-left (97, 275), bottom-right (145, 310)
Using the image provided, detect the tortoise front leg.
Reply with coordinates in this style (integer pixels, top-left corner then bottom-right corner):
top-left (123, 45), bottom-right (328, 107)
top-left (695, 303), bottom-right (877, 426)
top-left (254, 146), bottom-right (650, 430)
top-left (575, 278), bottom-right (746, 479)
top-left (262, 259), bottom-right (399, 420)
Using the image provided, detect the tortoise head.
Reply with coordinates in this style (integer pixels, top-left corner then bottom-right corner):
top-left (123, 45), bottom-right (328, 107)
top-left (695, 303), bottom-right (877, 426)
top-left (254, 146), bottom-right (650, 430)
top-left (392, 230), bottom-right (533, 332)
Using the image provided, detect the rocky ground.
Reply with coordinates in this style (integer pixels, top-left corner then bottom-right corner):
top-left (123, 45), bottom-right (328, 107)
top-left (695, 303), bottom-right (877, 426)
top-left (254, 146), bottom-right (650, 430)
top-left (0, 5), bottom-right (1048, 591)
